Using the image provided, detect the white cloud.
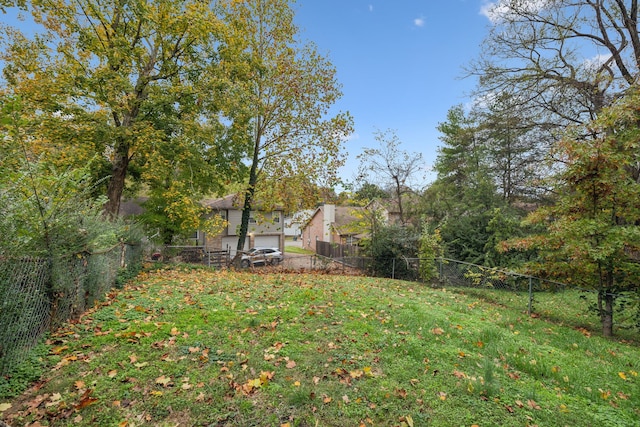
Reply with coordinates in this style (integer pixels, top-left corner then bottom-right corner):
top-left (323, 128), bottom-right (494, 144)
top-left (584, 53), bottom-right (612, 70)
top-left (368, 4), bottom-right (373, 12)
top-left (480, 0), bottom-right (551, 24)
top-left (414, 17), bottom-right (425, 27)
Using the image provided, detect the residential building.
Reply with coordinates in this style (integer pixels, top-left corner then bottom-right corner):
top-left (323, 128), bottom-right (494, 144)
top-left (301, 204), bottom-right (364, 252)
top-left (202, 194), bottom-right (284, 256)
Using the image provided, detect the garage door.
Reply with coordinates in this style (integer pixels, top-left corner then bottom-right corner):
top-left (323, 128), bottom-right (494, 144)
top-left (254, 235), bottom-right (280, 249)
top-left (222, 236), bottom-right (248, 256)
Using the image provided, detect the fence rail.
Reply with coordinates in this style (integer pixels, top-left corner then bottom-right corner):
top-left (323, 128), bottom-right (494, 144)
top-left (0, 243), bottom-right (142, 375)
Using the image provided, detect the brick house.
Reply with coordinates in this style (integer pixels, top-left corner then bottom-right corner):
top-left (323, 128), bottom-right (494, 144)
top-left (300, 204), bottom-right (364, 252)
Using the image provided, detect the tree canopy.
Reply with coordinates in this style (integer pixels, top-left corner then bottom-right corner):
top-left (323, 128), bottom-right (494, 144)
top-left (1, 0), bottom-right (247, 221)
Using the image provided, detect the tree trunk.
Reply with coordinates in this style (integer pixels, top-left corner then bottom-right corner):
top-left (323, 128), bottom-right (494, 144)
top-left (599, 291), bottom-right (614, 337)
top-left (103, 148), bottom-right (130, 219)
top-left (234, 131), bottom-right (261, 266)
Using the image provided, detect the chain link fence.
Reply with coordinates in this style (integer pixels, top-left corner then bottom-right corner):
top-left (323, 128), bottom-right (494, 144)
top-left (0, 243), bottom-right (142, 375)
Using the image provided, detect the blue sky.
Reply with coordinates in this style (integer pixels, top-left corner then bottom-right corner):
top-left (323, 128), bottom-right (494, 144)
top-left (293, 0), bottom-right (493, 187)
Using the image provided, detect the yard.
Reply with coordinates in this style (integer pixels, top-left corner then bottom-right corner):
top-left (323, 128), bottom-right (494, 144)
top-left (1, 266), bottom-right (638, 426)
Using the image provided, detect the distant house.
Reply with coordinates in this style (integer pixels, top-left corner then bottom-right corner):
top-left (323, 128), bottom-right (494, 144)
top-left (202, 194), bottom-right (284, 256)
top-left (283, 209), bottom-right (314, 238)
top-left (300, 204), bottom-right (365, 252)
top-left (366, 199), bottom-right (403, 226)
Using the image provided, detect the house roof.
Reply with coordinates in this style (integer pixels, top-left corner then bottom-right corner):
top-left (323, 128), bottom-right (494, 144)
top-left (335, 206), bottom-right (363, 227)
top-left (202, 194), bottom-right (284, 211)
top-left (202, 194), bottom-right (242, 210)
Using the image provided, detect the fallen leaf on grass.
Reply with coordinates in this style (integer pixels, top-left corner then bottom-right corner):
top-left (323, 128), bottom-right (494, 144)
top-left (0, 403), bottom-right (12, 412)
top-left (76, 390), bottom-right (98, 409)
top-left (527, 399), bottom-right (541, 410)
top-left (50, 345), bottom-right (69, 355)
top-left (401, 415), bottom-right (414, 427)
top-left (452, 370), bottom-right (466, 379)
top-left (155, 375), bottom-right (172, 387)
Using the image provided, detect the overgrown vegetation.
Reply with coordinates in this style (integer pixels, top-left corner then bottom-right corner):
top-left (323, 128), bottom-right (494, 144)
top-left (1, 269), bottom-right (637, 426)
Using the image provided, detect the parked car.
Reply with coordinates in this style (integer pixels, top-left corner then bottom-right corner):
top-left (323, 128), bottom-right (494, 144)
top-left (241, 247), bottom-right (283, 267)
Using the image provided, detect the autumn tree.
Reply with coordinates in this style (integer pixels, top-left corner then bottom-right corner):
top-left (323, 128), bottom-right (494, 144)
top-left (0, 0), bottom-right (245, 220)
top-left (503, 89), bottom-right (640, 337)
top-left (468, 0), bottom-right (640, 163)
top-left (357, 129), bottom-right (424, 226)
top-left (218, 0), bottom-right (353, 254)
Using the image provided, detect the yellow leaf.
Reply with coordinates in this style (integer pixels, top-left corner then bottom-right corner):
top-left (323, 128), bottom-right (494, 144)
top-left (0, 403), bottom-right (12, 412)
top-left (51, 345), bottom-right (69, 355)
top-left (248, 378), bottom-right (262, 388)
top-left (405, 415), bottom-right (414, 427)
top-left (438, 391), bottom-right (447, 401)
top-left (349, 369), bottom-right (363, 379)
top-left (155, 375), bottom-right (172, 386)
top-left (618, 372), bottom-right (627, 380)
top-left (150, 390), bottom-right (163, 396)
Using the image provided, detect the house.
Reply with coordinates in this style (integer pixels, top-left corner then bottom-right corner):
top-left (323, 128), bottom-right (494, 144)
top-left (366, 198), bottom-right (403, 226)
top-left (283, 209), bottom-right (314, 238)
top-left (301, 204), bottom-right (365, 252)
top-left (202, 194), bottom-right (284, 256)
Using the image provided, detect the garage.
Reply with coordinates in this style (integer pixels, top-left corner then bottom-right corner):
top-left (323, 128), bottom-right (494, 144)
top-left (222, 236), bottom-right (248, 256)
top-left (254, 235), bottom-right (281, 250)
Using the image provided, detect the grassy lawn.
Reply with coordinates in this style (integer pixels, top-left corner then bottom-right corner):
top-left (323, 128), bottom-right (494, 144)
top-left (1, 266), bottom-right (638, 426)
top-left (284, 245), bottom-right (314, 255)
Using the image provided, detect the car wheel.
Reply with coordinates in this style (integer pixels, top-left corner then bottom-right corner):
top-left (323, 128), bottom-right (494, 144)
top-left (241, 259), bottom-right (250, 268)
